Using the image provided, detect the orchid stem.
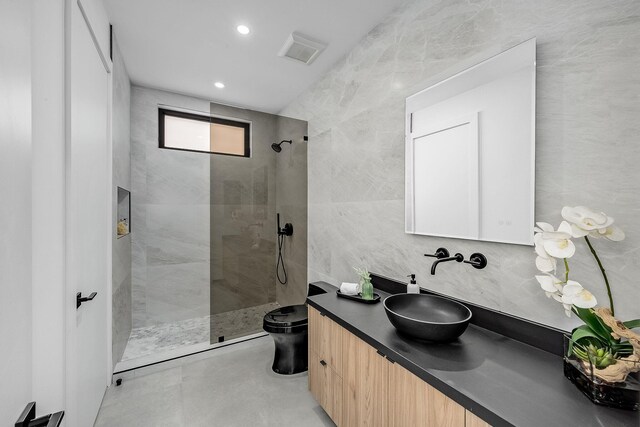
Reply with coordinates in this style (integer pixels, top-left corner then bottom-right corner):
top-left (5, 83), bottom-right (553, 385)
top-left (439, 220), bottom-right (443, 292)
top-left (584, 236), bottom-right (615, 316)
top-left (564, 258), bottom-right (570, 283)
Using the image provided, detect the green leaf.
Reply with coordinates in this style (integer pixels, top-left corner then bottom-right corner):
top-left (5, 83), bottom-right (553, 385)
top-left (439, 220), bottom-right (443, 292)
top-left (573, 307), bottom-right (615, 344)
top-left (571, 325), bottom-right (604, 344)
top-left (623, 319), bottom-right (640, 330)
top-left (569, 325), bottom-right (603, 357)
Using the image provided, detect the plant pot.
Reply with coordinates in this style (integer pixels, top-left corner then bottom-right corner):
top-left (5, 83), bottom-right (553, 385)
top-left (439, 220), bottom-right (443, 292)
top-left (563, 334), bottom-right (640, 411)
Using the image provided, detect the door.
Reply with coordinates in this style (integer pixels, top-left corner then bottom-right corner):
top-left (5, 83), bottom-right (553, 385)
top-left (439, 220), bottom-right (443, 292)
top-left (66, 2), bottom-right (110, 425)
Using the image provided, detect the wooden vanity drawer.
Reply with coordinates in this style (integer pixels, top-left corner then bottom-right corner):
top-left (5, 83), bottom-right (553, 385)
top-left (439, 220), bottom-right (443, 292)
top-left (309, 349), bottom-right (343, 425)
top-left (308, 306), bottom-right (343, 375)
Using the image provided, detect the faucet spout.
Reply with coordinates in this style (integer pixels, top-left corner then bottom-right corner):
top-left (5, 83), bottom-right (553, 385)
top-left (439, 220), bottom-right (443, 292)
top-left (430, 253), bottom-right (464, 275)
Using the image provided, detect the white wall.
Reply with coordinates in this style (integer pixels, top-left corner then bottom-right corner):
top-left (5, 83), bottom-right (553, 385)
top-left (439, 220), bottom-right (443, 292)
top-left (282, 0), bottom-right (640, 331)
top-left (0, 0), bottom-right (33, 423)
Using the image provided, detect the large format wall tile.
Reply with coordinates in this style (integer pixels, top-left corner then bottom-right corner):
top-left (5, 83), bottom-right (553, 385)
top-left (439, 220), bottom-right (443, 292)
top-left (145, 262), bottom-right (211, 324)
top-left (275, 115), bottom-right (308, 305)
top-left (111, 37), bottom-right (132, 366)
top-left (131, 86), bottom-right (211, 328)
top-left (146, 146), bottom-right (210, 205)
top-left (282, 0), bottom-right (640, 330)
top-left (112, 271), bottom-right (131, 365)
top-left (146, 204), bottom-right (210, 266)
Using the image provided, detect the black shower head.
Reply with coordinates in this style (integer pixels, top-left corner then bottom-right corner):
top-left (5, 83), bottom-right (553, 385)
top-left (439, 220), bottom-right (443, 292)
top-left (271, 139), bottom-right (292, 153)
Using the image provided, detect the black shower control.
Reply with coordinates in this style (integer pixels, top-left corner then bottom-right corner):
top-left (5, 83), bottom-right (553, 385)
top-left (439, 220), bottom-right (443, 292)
top-left (276, 213), bottom-right (292, 284)
top-left (279, 223), bottom-right (293, 236)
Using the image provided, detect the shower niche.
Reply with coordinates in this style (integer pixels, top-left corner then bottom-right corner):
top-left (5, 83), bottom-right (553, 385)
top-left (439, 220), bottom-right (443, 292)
top-left (116, 186), bottom-right (130, 238)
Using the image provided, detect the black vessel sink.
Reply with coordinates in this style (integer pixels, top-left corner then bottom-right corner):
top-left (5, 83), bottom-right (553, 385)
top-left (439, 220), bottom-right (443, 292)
top-left (383, 294), bottom-right (472, 342)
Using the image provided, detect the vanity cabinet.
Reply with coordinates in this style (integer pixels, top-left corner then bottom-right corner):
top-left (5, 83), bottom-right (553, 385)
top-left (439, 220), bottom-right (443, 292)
top-left (308, 306), bottom-right (491, 427)
top-left (309, 350), bottom-right (343, 424)
top-left (309, 306), bottom-right (344, 424)
top-left (342, 329), bottom-right (388, 426)
top-left (389, 361), bottom-right (464, 427)
top-left (465, 411), bottom-right (492, 427)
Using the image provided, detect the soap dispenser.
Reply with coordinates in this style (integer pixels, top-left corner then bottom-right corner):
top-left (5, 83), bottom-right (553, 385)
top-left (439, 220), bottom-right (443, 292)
top-left (407, 274), bottom-right (419, 294)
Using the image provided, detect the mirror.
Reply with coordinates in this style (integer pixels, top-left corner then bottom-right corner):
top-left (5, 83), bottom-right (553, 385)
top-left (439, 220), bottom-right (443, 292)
top-left (405, 38), bottom-right (536, 245)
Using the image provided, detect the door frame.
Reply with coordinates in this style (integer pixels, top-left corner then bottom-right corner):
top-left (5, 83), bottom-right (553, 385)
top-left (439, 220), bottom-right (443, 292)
top-left (63, 0), bottom-right (113, 425)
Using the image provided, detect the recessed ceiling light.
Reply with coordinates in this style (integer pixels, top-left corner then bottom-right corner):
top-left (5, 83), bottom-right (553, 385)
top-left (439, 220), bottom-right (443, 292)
top-left (237, 25), bottom-right (250, 35)
top-left (214, 82), bottom-right (225, 89)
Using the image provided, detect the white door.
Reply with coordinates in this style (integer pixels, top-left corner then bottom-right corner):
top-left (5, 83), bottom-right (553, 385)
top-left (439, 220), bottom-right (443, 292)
top-left (66, 2), bottom-right (110, 426)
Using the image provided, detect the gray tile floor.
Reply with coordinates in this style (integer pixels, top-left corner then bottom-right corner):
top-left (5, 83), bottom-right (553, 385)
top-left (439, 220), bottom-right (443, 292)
top-left (96, 337), bottom-right (335, 427)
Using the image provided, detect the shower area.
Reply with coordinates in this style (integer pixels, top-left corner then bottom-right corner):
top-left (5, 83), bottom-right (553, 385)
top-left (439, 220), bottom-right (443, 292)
top-left (114, 86), bottom-right (308, 370)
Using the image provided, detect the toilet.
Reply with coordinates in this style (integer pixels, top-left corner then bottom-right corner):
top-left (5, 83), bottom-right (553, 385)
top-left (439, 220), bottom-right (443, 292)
top-left (263, 283), bottom-right (326, 375)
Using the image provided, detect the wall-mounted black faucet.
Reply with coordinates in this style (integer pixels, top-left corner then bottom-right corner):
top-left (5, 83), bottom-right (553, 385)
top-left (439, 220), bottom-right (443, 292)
top-left (430, 253), bottom-right (464, 275)
top-left (424, 248), bottom-right (487, 274)
top-left (464, 253), bottom-right (488, 269)
top-left (424, 247), bottom-right (451, 260)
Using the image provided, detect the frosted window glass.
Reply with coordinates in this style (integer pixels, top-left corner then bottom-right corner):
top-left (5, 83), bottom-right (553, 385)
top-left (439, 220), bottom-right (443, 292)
top-left (159, 109), bottom-right (250, 157)
top-left (164, 115), bottom-right (210, 152)
top-left (210, 123), bottom-right (245, 156)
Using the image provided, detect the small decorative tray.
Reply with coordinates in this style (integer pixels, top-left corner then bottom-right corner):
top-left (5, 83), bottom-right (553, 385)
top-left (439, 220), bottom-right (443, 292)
top-left (336, 290), bottom-right (381, 304)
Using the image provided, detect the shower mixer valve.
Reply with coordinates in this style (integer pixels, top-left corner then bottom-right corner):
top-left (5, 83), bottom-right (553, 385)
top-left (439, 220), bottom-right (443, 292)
top-left (278, 223), bottom-right (293, 236)
top-left (277, 213), bottom-right (293, 236)
top-left (276, 213), bottom-right (292, 285)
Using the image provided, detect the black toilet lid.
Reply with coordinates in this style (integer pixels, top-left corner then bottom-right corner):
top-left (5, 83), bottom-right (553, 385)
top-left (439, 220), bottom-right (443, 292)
top-left (264, 304), bottom-right (308, 327)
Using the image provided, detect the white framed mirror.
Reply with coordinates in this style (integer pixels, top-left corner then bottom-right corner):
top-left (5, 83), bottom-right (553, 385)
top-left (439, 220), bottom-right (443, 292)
top-left (405, 38), bottom-right (536, 245)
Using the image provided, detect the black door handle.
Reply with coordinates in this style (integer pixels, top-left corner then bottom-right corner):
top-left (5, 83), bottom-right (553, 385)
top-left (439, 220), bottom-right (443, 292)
top-left (319, 359), bottom-right (327, 366)
top-left (16, 402), bottom-right (64, 427)
top-left (76, 292), bottom-right (97, 309)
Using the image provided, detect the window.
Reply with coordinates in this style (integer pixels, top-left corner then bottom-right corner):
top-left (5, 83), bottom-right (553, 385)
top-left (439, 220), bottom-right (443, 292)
top-left (158, 108), bottom-right (250, 157)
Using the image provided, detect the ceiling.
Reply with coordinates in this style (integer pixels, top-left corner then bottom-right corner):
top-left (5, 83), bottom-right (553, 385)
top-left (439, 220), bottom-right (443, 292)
top-left (104, 0), bottom-right (406, 114)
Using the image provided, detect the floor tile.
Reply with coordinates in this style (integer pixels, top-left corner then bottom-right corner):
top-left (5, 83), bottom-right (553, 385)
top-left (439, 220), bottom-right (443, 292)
top-left (97, 337), bottom-right (335, 427)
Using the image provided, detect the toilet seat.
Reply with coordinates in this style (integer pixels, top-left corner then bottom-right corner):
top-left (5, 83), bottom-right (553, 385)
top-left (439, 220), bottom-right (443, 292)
top-left (263, 304), bottom-right (308, 334)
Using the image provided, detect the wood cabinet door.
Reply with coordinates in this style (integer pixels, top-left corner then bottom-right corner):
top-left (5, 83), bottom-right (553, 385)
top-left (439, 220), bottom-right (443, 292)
top-left (389, 362), bottom-right (465, 427)
top-left (466, 410), bottom-right (491, 427)
top-left (310, 350), bottom-right (343, 425)
top-left (309, 306), bottom-right (321, 356)
top-left (309, 306), bottom-right (343, 375)
top-left (342, 330), bottom-right (389, 426)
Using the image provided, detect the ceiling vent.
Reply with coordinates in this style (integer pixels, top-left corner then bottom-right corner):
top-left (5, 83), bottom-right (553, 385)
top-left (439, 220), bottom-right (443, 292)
top-left (278, 32), bottom-right (326, 65)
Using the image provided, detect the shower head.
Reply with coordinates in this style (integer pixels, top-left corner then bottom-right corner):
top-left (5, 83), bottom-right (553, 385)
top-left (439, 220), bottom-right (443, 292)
top-left (271, 139), bottom-right (292, 153)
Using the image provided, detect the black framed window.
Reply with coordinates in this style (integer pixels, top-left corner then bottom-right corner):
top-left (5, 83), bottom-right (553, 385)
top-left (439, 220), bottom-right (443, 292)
top-left (158, 108), bottom-right (251, 157)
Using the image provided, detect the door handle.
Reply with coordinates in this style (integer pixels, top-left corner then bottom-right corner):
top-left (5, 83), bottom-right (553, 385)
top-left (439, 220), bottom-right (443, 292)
top-left (76, 292), bottom-right (97, 309)
top-left (16, 402), bottom-right (64, 427)
top-left (319, 359), bottom-right (327, 367)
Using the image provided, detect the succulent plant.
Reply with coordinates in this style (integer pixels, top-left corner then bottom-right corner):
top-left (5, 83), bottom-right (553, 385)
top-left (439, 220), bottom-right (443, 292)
top-left (572, 342), bottom-right (618, 369)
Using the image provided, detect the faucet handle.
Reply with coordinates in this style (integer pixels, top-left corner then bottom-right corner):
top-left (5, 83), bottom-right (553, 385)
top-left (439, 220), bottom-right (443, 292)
top-left (424, 247), bottom-right (450, 259)
top-left (464, 253), bottom-right (487, 269)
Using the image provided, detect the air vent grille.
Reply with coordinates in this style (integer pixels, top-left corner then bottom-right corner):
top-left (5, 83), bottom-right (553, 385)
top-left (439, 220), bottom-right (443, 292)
top-left (278, 32), bottom-right (326, 65)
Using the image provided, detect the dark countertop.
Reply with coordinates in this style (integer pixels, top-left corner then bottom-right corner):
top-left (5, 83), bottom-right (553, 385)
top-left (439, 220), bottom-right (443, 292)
top-left (307, 283), bottom-right (639, 427)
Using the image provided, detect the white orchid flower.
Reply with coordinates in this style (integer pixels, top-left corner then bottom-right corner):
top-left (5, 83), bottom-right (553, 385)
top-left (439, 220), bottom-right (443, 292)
top-left (561, 206), bottom-right (614, 236)
top-left (590, 225), bottom-right (626, 241)
top-left (540, 221), bottom-right (576, 259)
top-left (536, 274), bottom-right (563, 294)
top-left (561, 280), bottom-right (597, 309)
top-left (533, 232), bottom-right (557, 272)
top-left (534, 222), bottom-right (555, 233)
top-left (535, 255), bottom-right (556, 273)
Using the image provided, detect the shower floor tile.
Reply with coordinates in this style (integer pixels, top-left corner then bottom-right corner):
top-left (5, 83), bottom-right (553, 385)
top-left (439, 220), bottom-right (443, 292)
top-left (121, 302), bottom-right (280, 362)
